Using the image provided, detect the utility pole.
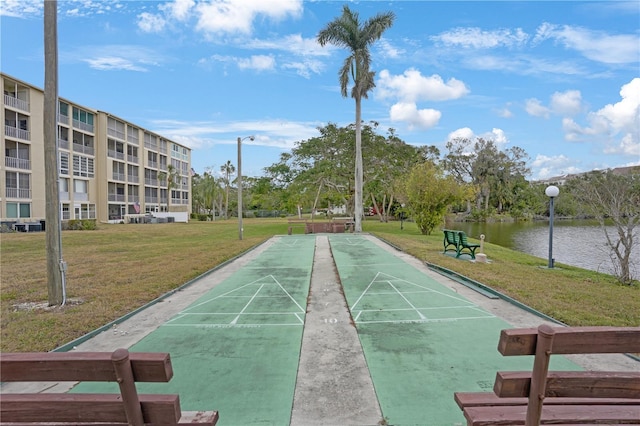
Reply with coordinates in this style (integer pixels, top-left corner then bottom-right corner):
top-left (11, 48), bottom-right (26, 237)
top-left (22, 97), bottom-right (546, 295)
top-left (44, 0), bottom-right (65, 305)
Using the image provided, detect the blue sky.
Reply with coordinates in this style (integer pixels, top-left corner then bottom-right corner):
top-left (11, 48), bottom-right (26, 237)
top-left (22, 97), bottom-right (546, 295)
top-left (2, 0), bottom-right (639, 180)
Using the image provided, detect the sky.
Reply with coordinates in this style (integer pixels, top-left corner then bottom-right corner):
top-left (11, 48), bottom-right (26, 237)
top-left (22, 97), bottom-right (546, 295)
top-left (2, 0), bottom-right (639, 180)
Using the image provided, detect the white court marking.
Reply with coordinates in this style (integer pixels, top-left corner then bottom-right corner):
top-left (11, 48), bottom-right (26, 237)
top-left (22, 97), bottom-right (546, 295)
top-left (351, 272), bottom-right (495, 324)
top-left (163, 275), bottom-right (306, 328)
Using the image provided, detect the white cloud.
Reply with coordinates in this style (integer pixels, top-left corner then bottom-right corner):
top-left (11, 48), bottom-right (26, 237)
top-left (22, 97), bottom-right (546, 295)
top-left (83, 56), bottom-right (148, 72)
top-left (498, 107), bottom-right (513, 118)
top-left (195, 0), bottom-right (302, 36)
top-left (160, 0), bottom-right (195, 21)
top-left (377, 69), bottom-right (469, 103)
top-left (525, 98), bottom-right (551, 118)
top-left (282, 59), bottom-right (324, 79)
top-left (563, 78), bottom-right (640, 155)
top-left (446, 127), bottom-right (509, 147)
top-left (150, 118), bottom-right (319, 150)
top-left (137, 12), bottom-right (167, 33)
top-left (389, 102), bottom-right (441, 130)
top-left (377, 38), bottom-right (404, 59)
top-left (237, 55), bottom-right (276, 71)
top-left (0, 0), bottom-right (41, 17)
top-left (137, 0), bottom-right (302, 37)
top-left (69, 45), bottom-right (164, 72)
top-left (533, 23), bottom-right (639, 64)
top-left (244, 34), bottom-right (329, 57)
top-left (550, 90), bottom-right (582, 116)
top-left (432, 27), bottom-right (529, 49)
top-left (448, 127), bottom-right (474, 141)
top-left (532, 154), bottom-right (581, 179)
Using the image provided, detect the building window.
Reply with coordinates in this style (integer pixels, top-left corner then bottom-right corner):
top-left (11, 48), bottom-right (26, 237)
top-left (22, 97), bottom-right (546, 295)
top-left (61, 203), bottom-right (70, 220)
top-left (6, 202), bottom-right (31, 218)
top-left (75, 203), bottom-right (96, 219)
top-left (107, 117), bottom-right (125, 140)
top-left (144, 132), bottom-right (157, 150)
top-left (72, 107), bottom-right (94, 132)
top-left (60, 152), bottom-right (69, 175)
top-left (73, 155), bottom-right (94, 178)
top-left (127, 125), bottom-right (139, 144)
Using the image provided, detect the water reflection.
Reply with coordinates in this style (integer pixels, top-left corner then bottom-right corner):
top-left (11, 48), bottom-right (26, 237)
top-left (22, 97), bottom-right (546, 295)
top-left (450, 220), bottom-right (639, 276)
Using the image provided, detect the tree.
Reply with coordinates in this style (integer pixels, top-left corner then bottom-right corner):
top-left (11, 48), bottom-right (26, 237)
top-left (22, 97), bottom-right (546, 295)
top-left (317, 5), bottom-right (395, 232)
top-left (220, 160), bottom-right (235, 219)
top-left (399, 162), bottom-right (465, 235)
top-left (569, 170), bottom-right (640, 285)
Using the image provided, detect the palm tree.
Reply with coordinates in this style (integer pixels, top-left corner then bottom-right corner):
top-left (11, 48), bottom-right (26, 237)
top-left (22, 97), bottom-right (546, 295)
top-left (221, 160), bottom-right (235, 219)
top-left (317, 5), bottom-right (395, 232)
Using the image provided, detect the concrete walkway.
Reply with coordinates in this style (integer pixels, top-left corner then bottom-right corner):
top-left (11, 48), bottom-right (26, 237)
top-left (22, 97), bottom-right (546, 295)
top-left (12, 234), bottom-right (638, 426)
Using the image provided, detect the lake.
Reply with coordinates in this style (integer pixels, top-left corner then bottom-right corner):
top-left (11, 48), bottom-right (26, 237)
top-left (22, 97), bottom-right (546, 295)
top-left (450, 219), bottom-right (639, 277)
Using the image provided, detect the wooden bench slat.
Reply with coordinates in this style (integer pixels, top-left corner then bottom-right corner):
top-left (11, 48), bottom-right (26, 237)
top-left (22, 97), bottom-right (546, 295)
top-left (0, 352), bottom-right (173, 383)
top-left (498, 326), bottom-right (640, 356)
top-left (178, 411), bottom-right (220, 425)
top-left (0, 394), bottom-right (182, 424)
top-left (463, 404), bottom-right (640, 426)
top-left (494, 370), bottom-right (640, 399)
top-left (454, 392), bottom-right (640, 409)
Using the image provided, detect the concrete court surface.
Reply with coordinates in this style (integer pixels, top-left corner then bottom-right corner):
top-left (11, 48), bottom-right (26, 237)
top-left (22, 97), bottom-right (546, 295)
top-left (39, 234), bottom-right (639, 426)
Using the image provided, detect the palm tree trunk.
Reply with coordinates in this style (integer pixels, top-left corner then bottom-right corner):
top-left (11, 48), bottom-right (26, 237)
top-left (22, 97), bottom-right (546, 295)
top-left (354, 96), bottom-right (363, 232)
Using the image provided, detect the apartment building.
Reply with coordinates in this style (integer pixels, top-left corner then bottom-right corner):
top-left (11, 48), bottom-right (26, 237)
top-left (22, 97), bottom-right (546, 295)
top-left (1, 73), bottom-right (191, 226)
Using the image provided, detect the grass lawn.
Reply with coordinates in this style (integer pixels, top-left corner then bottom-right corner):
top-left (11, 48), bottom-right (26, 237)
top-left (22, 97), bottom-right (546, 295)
top-left (1, 218), bottom-right (638, 352)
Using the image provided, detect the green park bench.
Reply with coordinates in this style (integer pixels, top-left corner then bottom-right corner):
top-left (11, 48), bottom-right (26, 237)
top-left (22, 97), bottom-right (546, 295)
top-left (443, 229), bottom-right (480, 259)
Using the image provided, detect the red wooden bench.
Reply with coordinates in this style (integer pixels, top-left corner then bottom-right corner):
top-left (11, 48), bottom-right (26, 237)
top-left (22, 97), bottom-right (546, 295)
top-left (454, 325), bottom-right (640, 425)
top-left (0, 348), bottom-right (219, 425)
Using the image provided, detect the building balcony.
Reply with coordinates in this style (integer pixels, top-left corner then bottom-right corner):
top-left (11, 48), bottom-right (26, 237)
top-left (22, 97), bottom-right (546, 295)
top-left (108, 194), bottom-right (126, 202)
top-left (112, 172), bottom-right (126, 181)
top-left (5, 188), bottom-right (31, 199)
top-left (4, 94), bottom-right (29, 112)
top-left (128, 195), bottom-right (140, 203)
top-left (57, 114), bottom-right (69, 125)
top-left (127, 155), bottom-right (139, 164)
top-left (145, 196), bottom-right (158, 203)
top-left (58, 138), bottom-right (69, 150)
top-left (73, 120), bottom-right (94, 133)
top-left (128, 175), bottom-right (139, 184)
top-left (4, 125), bottom-right (30, 141)
top-left (5, 156), bottom-right (31, 170)
top-left (108, 150), bottom-right (125, 160)
top-left (145, 178), bottom-right (159, 186)
top-left (148, 160), bottom-right (158, 169)
top-left (60, 191), bottom-right (70, 201)
top-left (74, 193), bottom-right (88, 202)
top-left (73, 143), bottom-right (95, 156)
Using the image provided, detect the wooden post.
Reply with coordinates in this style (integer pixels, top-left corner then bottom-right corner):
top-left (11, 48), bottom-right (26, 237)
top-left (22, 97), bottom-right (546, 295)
top-left (44, 0), bottom-right (64, 306)
top-left (526, 324), bottom-right (555, 426)
top-left (111, 348), bottom-right (145, 426)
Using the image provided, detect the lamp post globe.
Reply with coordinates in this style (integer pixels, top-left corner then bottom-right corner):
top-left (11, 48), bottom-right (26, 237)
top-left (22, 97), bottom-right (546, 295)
top-left (545, 185), bottom-right (560, 268)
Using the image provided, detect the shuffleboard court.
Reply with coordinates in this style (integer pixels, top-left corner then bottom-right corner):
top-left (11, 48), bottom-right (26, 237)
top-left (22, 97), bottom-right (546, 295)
top-left (72, 235), bottom-right (316, 426)
top-left (328, 234), bottom-right (580, 426)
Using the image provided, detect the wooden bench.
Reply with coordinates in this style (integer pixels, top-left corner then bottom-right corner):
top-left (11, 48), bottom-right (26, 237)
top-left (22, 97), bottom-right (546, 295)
top-left (443, 229), bottom-right (480, 259)
top-left (454, 325), bottom-right (640, 425)
top-left (287, 218), bottom-right (308, 235)
top-left (0, 348), bottom-right (219, 425)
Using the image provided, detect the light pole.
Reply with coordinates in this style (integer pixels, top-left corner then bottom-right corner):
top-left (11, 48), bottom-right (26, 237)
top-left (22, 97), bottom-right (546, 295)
top-left (545, 185), bottom-right (560, 268)
top-left (237, 135), bottom-right (254, 240)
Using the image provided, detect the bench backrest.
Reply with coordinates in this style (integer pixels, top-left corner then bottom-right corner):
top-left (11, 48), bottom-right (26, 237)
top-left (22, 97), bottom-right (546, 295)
top-left (443, 229), bottom-right (459, 244)
top-left (0, 349), bottom-right (195, 426)
top-left (495, 325), bottom-right (640, 425)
